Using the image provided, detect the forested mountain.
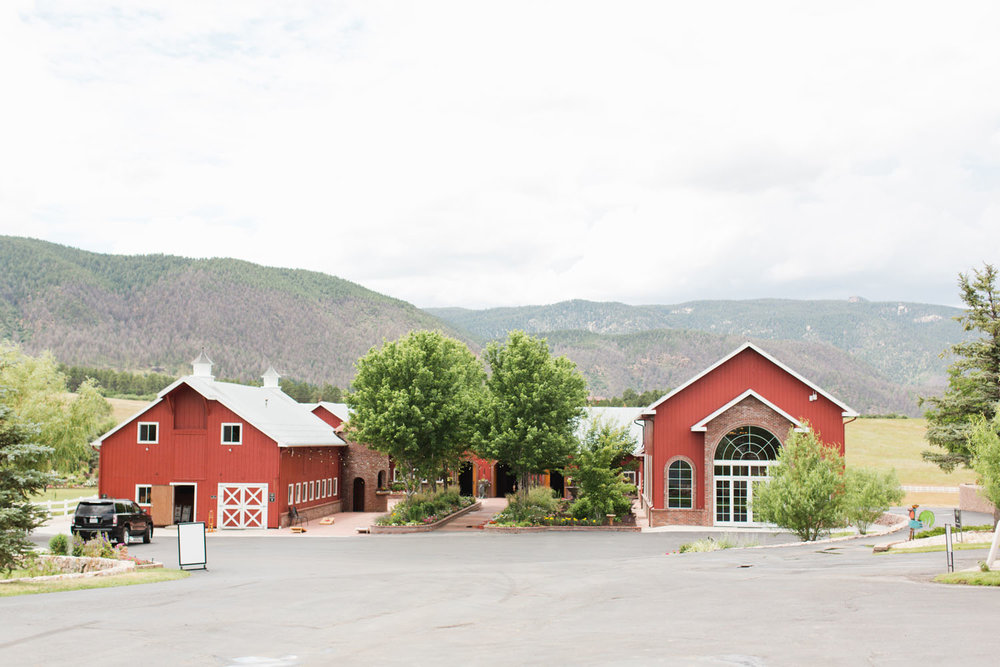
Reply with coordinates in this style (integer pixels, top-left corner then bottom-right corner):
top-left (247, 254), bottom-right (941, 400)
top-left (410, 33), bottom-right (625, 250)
top-left (1, 236), bottom-right (959, 415)
top-left (544, 329), bottom-right (920, 416)
top-left (428, 297), bottom-right (965, 389)
top-left (0, 236), bottom-right (468, 387)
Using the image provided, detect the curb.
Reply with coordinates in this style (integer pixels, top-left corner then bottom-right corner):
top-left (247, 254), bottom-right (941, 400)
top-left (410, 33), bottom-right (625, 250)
top-left (483, 524), bottom-right (641, 533)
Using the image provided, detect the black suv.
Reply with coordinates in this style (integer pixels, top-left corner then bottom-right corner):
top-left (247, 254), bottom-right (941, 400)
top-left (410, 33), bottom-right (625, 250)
top-left (72, 499), bottom-right (153, 545)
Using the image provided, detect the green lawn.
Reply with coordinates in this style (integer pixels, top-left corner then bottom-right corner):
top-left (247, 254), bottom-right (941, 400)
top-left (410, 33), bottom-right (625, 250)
top-left (30, 487), bottom-right (98, 504)
top-left (934, 570), bottom-right (1000, 586)
top-left (0, 569), bottom-right (190, 597)
top-left (845, 418), bottom-right (978, 487)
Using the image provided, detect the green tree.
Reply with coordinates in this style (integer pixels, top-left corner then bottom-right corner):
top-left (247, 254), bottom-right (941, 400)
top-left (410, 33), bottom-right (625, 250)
top-left (569, 440), bottom-right (635, 522)
top-left (922, 264), bottom-right (1000, 471)
top-left (478, 331), bottom-right (588, 492)
top-left (346, 331), bottom-right (484, 499)
top-left (0, 401), bottom-right (51, 572)
top-left (0, 343), bottom-right (114, 474)
top-left (752, 425), bottom-right (845, 541)
top-left (843, 468), bottom-right (904, 534)
top-left (579, 417), bottom-right (637, 470)
top-left (968, 407), bottom-right (1000, 526)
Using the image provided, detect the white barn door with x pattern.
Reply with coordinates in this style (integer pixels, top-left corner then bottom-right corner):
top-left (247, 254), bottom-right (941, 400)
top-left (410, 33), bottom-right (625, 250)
top-left (218, 483), bottom-right (268, 529)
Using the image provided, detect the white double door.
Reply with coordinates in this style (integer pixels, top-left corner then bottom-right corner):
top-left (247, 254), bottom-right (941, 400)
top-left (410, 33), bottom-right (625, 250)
top-left (218, 483), bottom-right (268, 529)
top-left (713, 462), bottom-right (774, 526)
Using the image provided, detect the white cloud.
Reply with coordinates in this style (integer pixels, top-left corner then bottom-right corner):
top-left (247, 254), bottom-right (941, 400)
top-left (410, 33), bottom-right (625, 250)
top-left (1, 0), bottom-right (998, 308)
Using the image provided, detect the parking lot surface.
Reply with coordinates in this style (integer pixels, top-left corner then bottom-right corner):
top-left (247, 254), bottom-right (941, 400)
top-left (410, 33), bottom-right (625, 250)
top-left (4, 527), bottom-right (996, 666)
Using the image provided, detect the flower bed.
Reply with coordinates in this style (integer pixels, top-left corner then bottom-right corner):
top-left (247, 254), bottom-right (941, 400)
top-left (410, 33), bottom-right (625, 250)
top-left (372, 490), bottom-right (477, 529)
top-left (370, 500), bottom-right (482, 534)
top-left (0, 556), bottom-right (136, 585)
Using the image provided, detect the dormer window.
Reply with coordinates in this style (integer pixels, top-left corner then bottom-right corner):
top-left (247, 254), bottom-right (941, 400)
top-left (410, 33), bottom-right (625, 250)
top-left (222, 423), bottom-right (242, 445)
top-left (138, 422), bottom-right (158, 444)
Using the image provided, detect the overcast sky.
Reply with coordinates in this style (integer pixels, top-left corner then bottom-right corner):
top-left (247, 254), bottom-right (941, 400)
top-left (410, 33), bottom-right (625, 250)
top-left (2, 1), bottom-right (998, 309)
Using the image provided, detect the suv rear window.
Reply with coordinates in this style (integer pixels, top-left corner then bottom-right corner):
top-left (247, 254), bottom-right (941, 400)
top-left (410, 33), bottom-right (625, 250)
top-left (76, 502), bottom-right (114, 517)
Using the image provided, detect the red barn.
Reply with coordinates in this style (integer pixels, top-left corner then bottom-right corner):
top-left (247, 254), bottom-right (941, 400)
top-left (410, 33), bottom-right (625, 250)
top-left (94, 354), bottom-right (346, 529)
top-left (637, 343), bottom-right (857, 527)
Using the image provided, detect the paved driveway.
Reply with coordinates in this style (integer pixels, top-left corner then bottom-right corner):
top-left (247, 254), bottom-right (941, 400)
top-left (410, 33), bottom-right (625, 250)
top-left (4, 526), bottom-right (996, 666)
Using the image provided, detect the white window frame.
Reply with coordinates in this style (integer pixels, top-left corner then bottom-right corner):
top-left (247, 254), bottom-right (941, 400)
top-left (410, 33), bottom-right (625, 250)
top-left (393, 467), bottom-right (401, 482)
top-left (331, 477), bottom-right (338, 496)
top-left (295, 482), bottom-right (301, 503)
top-left (321, 478), bottom-right (327, 498)
top-left (135, 484), bottom-right (152, 505)
top-left (137, 422), bottom-right (158, 444)
top-left (221, 423), bottom-right (243, 445)
top-left (287, 484), bottom-right (294, 504)
top-left (309, 480), bottom-right (315, 501)
top-left (622, 470), bottom-right (637, 485)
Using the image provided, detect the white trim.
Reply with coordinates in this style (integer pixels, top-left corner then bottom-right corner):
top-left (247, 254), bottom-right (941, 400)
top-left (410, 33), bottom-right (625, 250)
top-left (689, 389), bottom-right (809, 433)
top-left (169, 482), bottom-right (197, 522)
top-left (217, 483), bottom-right (268, 529)
top-left (332, 477), bottom-right (338, 496)
top-left (295, 482), bottom-right (301, 504)
top-left (287, 484), bottom-right (294, 504)
top-left (137, 422), bottom-right (159, 444)
top-left (309, 480), bottom-right (315, 501)
top-left (221, 422), bottom-right (243, 445)
top-left (641, 342), bottom-right (859, 417)
top-left (135, 484), bottom-right (152, 505)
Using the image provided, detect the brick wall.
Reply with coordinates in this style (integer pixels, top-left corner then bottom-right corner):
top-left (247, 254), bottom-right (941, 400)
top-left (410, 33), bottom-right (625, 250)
top-left (697, 394), bottom-right (796, 527)
top-left (649, 508), bottom-right (710, 527)
top-left (342, 441), bottom-right (391, 513)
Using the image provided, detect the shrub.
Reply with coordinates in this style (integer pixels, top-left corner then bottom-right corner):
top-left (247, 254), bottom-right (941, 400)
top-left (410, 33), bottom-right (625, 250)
top-left (375, 489), bottom-right (473, 526)
top-left (495, 487), bottom-right (563, 524)
top-left (752, 424), bottom-right (845, 541)
top-left (843, 468), bottom-right (905, 534)
top-left (48, 533), bottom-right (69, 555)
top-left (916, 524), bottom-right (993, 539)
top-left (678, 536), bottom-right (758, 553)
top-left (71, 534), bottom-right (84, 557)
top-left (81, 533), bottom-right (116, 559)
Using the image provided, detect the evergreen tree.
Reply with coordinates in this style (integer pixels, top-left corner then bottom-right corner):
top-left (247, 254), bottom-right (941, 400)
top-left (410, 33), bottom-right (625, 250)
top-left (0, 401), bottom-right (51, 572)
top-left (921, 264), bottom-right (1000, 471)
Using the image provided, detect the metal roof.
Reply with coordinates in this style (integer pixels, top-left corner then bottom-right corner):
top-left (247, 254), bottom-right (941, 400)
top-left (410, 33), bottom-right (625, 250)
top-left (94, 376), bottom-right (345, 448)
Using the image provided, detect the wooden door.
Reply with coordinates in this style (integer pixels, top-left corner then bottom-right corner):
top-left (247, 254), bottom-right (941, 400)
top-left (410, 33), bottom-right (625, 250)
top-left (151, 485), bottom-right (173, 526)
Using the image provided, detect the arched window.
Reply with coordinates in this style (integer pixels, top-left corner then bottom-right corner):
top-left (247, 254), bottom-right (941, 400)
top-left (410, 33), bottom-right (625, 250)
top-left (667, 460), bottom-right (694, 509)
top-left (715, 426), bottom-right (781, 461)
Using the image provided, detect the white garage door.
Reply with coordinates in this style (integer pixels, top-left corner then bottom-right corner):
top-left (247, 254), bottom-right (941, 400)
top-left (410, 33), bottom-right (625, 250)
top-left (218, 483), bottom-right (268, 529)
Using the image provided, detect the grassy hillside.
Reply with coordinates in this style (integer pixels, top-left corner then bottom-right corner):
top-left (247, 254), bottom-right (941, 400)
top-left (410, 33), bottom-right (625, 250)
top-left (846, 418), bottom-right (977, 507)
top-left (0, 236), bottom-right (468, 386)
top-left (429, 297), bottom-right (965, 389)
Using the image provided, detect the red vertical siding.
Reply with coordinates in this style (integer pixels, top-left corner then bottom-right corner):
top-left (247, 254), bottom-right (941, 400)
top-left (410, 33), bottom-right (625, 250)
top-left (648, 347), bottom-right (847, 511)
top-left (99, 384), bottom-right (340, 528)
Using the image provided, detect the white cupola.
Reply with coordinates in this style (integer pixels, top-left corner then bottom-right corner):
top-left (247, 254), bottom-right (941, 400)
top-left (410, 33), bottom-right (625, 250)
top-left (262, 365), bottom-right (281, 389)
top-left (192, 351), bottom-right (214, 378)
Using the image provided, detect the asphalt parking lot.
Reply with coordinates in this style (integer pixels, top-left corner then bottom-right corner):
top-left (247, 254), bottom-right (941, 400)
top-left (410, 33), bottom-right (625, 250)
top-left (3, 524), bottom-right (997, 666)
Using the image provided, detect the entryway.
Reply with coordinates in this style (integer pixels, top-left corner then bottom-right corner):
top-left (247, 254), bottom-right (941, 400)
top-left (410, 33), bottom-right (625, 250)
top-left (713, 425), bottom-right (780, 526)
top-left (494, 462), bottom-right (516, 497)
top-left (352, 477), bottom-right (366, 511)
top-left (172, 484), bottom-right (196, 523)
top-left (458, 461), bottom-right (474, 497)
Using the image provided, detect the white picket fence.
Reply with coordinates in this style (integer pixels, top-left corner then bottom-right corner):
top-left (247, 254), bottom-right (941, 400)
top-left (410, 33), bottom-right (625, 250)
top-left (34, 495), bottom-right (99, 517)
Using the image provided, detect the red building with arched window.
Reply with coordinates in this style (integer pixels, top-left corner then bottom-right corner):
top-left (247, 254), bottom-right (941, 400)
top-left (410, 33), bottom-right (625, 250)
top-left (637, 343), bottom-right (857, 527)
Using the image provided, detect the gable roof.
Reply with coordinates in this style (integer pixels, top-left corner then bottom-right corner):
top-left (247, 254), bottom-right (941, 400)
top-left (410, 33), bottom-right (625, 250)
top-left (578, 407), bottom-right (645, 455)
top-left (689, 389), bottom-right (809, 433)
top-left (94, 376), bottom-right (346, 448)
top-left (304, 402), bottom-right (352, 425)
top-left (640, 342), bottom-right (858, 418)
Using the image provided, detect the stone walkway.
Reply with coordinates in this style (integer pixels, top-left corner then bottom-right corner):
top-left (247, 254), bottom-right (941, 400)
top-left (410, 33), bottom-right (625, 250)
top-left (437, 497), bottom-right (508, 531)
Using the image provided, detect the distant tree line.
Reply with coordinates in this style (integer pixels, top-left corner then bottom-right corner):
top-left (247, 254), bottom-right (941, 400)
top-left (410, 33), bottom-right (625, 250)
top-left (60, 363), bottom-right (343, 403)
top-left (589, 388), bottom-right (667, 407)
